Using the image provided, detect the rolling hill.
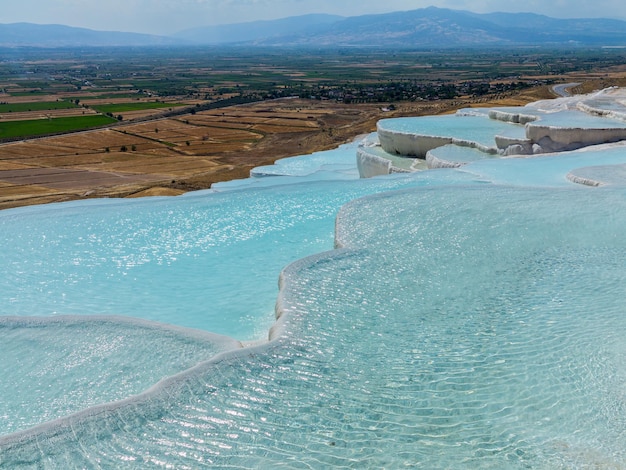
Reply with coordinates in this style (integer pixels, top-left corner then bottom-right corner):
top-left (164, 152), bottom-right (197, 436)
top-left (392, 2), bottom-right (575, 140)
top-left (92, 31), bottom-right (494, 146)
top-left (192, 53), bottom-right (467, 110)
top-left (0, 23), bottom-right (184, 47)
top-left (175, 7), bottom-right (626, 47)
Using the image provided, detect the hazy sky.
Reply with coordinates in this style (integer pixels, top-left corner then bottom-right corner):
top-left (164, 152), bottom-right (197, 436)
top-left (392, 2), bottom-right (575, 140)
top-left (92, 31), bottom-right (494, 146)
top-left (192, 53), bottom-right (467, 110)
top-left (4, 0), bottom-right (626, 35)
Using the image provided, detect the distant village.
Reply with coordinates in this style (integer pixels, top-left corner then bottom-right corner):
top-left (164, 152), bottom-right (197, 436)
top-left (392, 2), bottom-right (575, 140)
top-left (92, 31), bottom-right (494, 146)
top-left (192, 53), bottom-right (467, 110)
top-left (232, 78), bottom-right (552, 104)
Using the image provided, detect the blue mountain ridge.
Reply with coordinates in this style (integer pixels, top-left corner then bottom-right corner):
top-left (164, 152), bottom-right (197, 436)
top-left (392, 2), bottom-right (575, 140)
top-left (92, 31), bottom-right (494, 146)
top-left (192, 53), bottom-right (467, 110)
top-left (2, 7), bottom-right (626, 48)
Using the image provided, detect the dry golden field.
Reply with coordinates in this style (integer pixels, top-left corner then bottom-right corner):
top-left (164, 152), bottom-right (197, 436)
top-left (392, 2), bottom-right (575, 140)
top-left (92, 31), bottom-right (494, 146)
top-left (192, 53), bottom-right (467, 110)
top-left (0, 97), bottom-right (393, 209)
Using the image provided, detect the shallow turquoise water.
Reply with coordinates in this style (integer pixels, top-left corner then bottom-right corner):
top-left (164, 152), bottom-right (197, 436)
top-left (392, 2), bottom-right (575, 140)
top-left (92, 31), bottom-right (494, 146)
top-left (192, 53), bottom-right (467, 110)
top-left (0, 316), bottom-right (240, 435)
top-left (464, 144), bottom-right (626, 186)
top-left (0, 142), bottom-right (424, 340)
top-left (0, 141), bottom-right (460, 438)
top-left (3, 108), bottom-right (626, 468)
top-left (428, 144), bottom-right (497, 165)
top-left (534, 110), bottom-right (626, 129)
top-left (378, 114), bottom-right (527, 148)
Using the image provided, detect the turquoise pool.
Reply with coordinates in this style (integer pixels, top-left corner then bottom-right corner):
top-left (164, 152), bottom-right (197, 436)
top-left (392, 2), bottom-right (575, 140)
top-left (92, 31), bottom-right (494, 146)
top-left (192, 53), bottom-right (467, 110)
top-left (2, 100), bottom-right (626, 468)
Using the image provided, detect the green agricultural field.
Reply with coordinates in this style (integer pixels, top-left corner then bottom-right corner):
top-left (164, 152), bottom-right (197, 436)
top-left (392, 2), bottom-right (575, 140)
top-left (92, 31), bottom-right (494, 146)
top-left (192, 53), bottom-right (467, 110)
top-left (92, 102), bottom-right (184, 113)
top-left (0, 101), bottom-right (79, 113)
top-left (0, 115), bottom-right (117, 139)
top-left (83, 93), bottom-right (148, 100)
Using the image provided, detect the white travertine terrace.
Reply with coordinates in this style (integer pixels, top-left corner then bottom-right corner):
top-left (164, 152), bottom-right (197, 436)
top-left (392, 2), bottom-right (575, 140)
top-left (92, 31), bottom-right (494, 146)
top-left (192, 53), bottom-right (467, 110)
top-left (567, 163), bottom-right (626, 187)
top-left (356, 136), bottom-right (424, 176)
top-left (356, 146), bottom-right (393, 177)
top-left (488, 109), bottom-right (538, 124)
top-left (377, 131), bottom-right (452, 158)
top-left (359, 87), bottom-right (626, 178)
top-left (425, 151), bottom-right (463, 169)
top-left (525, 122), bottom-right (626, 153)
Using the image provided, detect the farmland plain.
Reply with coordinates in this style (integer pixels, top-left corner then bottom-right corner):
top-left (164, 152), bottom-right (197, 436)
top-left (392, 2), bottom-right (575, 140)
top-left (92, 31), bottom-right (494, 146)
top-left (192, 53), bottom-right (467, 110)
top-left (1, 46), bottom-right (626, 209)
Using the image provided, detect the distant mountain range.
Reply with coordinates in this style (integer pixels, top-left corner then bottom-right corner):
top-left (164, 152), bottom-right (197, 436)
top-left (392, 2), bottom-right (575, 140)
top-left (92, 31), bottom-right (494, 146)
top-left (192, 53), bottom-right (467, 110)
top-left (0, 23), bottom-right (182, 47)
top-left (3, 7), bottom-right (626, 48)
top-left (174, 14), bottom-right (343, 45)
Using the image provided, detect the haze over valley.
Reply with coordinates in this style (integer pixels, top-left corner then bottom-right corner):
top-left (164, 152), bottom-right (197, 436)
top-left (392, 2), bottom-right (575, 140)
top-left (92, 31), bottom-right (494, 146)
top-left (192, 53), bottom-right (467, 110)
top-left (2, 8), bottom-right (626, 48)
